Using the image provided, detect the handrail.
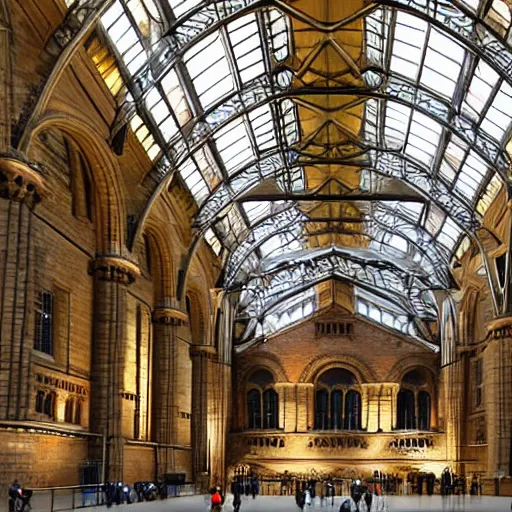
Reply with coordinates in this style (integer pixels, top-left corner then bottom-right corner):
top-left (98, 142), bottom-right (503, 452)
top-left (25, 484), bottom-right (104, 492)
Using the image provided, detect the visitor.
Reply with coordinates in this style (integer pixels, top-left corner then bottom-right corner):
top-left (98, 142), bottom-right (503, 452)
top-left (209, 485), bottom-right (224, 512)
top-left (304, 488), bottom-right (312, 507)
top-left (233, 491), bottom-right (241, 512)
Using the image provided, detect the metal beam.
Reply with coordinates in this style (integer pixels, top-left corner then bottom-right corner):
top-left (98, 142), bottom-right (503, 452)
top-left (16, 0), bottom-right (115, 152)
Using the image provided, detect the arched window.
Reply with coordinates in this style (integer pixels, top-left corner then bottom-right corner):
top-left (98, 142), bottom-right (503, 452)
top-left (75, 401), bottom-right (82, 425)
top-left (418, 391), bottom-right (431, 430)
top-left (397, 369), bottom-right (432, 431)
top-left (441, 298), bottom-right (456, 366)
top-left (263, 389), bottom-right (278, 429)
top-left (344, 390), bottom-right (362, 430)
top-left (397, 389), bottom-right (416, 429)
top-left (314, 368), bottom-right (361, 431)
top-left (246, 369), bottom-right (278, 430)
top-left (315, 390), bottom-right (329, 430)
top-left (65, 398), bottom-right (74, 423)
top-left (43, 392), bottom-right (55, 419)
top-left (247, 389), bottom-right (261, 429)
top-left (35, 390), bottom-right (45, 413)
top-left (330, 390), bottom-right (343, 430)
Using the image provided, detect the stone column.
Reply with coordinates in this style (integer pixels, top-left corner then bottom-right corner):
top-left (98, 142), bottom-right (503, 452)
top-left (296, 383), bottom-right (314, 432)
top-left (152, 307), bottom-right (187, 477)
top-left (362, 384), bottom-right (380, 432)
top-left (190, 344), bottom-right (216, 491)
top-left (0, 158), bottom-right (43, 420)
top-left (380, 383), bottom-right (400, 432)
top-left (485, 318), bottom-right (512, 477)
top-left (88, 256), bottom-right (139, 482)
top-left (275, 383), bottom-right (297, 432)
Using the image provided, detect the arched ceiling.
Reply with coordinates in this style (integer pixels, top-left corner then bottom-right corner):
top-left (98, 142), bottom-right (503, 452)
top-left (93, 0), bottom-right (512, 347)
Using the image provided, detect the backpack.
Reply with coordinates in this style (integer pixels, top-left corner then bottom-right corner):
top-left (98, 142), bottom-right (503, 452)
top-left (211, 491), bottom-right (222, 505)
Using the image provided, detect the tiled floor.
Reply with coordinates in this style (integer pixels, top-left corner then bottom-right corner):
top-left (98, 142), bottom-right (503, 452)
top-left (83, 494), bottom-right (511, 512)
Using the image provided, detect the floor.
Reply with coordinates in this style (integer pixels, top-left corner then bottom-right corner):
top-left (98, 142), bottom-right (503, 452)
top-left (82, 495), bottom-right (512, 512)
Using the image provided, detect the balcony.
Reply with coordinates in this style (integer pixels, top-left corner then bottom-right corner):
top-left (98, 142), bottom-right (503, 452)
top-left (228, 430), bottom-right (446, 464)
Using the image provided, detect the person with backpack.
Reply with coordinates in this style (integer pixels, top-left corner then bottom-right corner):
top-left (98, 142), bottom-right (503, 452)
top-left (210, 485), bottom-right (223, 511)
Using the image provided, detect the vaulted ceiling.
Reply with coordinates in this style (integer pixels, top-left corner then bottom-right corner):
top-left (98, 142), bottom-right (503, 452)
top-left (92, 0), bottom-right (511, 348)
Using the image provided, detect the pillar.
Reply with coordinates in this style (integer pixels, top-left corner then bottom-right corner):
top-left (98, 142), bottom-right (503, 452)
top-left (379, 383), bottom-right (400, 432)
top-left (0, 158), bottom-right (43, 420)
top-left (296, 383), bottom-right (314, 432)
top-left (274, 382), bottom-right (297, 432)
top-left (88, 256), bottom-right (139, 482)
top-left (152, 307), bottom-right (187, 477)
top-left (485, 318), bottom-right (512, 477)
top-left (190, 344), bottom-right (216, 492)
top-left (0, 6), bottom-right (11, 152)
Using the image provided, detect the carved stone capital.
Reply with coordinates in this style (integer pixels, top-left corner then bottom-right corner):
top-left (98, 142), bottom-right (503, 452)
top-left (152, 307), bottom-right (188, 326)
top-left (486, 317), bottom-right (512, 339)
top-left (190, 344), bottom-right (217, 359)
top-left (0, 157), bottom-right (44, 207)
top-left (89, 256), bottom-right (140, 285)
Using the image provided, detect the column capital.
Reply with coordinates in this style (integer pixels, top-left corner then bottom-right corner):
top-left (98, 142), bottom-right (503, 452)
top-left (190, 344), bottom-right (217, 359)
top-left (152, 307), bottom-right (188, 326)
top-left (0, 157), bottom-right (45, 207)
top-left (89, 256), bottom-right (140, 284)
top-left (486, 317), bottom-right (512, 339)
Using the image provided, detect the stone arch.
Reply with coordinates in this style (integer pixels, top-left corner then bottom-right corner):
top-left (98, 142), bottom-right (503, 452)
top-left (239, 353), bottom-right (289, 386)
top-left (186, 287), bottom-right (208, 345)
top-left (298, 355), bottom-right (376, 384)
top-left (28, 113), bottom-right (126, 255)
top-left (385, 356), bottom-right (437, 385)
top-left (143, 218), bottom-right (175, 305)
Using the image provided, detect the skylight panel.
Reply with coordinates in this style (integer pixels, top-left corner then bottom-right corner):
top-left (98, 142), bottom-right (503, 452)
top-left (454, 151), bottom-right (488, 202)
top-left (179, 157), bottom-right (209, 204)
top-left (126, 0), bottom-right (158, 38)
top-left (228, 14), bottom-right (265, 84)
top-left (145, 88), bottom-right (179, 139)
top-left (168, 0), bottom-right (202, 19)
top-left (437, 217), bottom-right (461, 250)
top-left (425, 204), bottom-right (445, 236)
top-left (205, 228), bottom-right (222, 256)
top-left (440, 136), bottom-right (468, 183)
top-left (388, 234), bottom-right (408, 253)
top-left (129, 114), bottom-right (160, 160)
top-left (365, 8), bottom-right (389, 65)
top-left (268, 9), bottom-right (290, 62)
top-left (480, 81), bottom-right (512, 143)
top-left (160, 69), bottom-right (191, 127)
top-left (476, 173), bottom-right (503, 215)
top-left (420, 29), bottom-right (464, 98)
top-left (243, 201), bottom-right (272, 225)
top-left (249, 105), bottom-right (277, 151)
top-left (194, 146), bottom-right (222, 189)
top-left (281, 100), bottom-right (298, 145)
top-left (214, 118), bottom-right (254, 174)
top-left (463, 60), bottom-right (500, 119)
top-left (390, 12), bottom-right (427, 80)
top-left (405, 111), bottom-right (442, 166)
top-left (485, 0), bottom-right (512, 36)
top-left (101, 2), bottom-right (124, 31)
top-left (384, 102), bottom-right (411, 148)
top-left (184, 31), bottom-right (234, 109)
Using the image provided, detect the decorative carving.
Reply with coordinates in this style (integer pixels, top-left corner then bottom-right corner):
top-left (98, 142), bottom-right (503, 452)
top-left (245, 436), bottom-right (286, 448)
top-left (0, 157), bottom-right (44, 207)
top-left (88, 256), bottom-right (140, 284)
top-left (35, 372), bottom-right (88, 396)
top-left (152, 307), bottom-right (188, 326)
top-left (307, 436), bottom-right (368, 450)
top-left (190, 344), bottom-right (217, 359)
top-left (388, 436), bottom-right (434, 454)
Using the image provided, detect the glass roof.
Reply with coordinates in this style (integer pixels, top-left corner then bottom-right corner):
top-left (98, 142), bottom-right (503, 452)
top-left (92, 0), bottom-right (511, 347)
